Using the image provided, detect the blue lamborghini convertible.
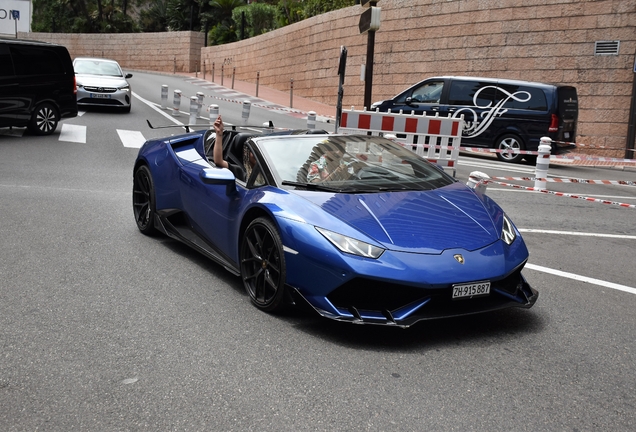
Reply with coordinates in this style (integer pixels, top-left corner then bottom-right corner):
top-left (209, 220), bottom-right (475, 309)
top-left (132, 126), bottom-right (538, 327)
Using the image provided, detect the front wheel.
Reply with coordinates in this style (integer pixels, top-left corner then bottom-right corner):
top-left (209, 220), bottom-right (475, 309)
top-left (28, 102), bottom-right (59, 135)
top-left (495, 134), bottom-right (525, 163)
top-left (132, 165), bottom-right (157, 235)
top-left (240, 217), bottom-right (287, 313)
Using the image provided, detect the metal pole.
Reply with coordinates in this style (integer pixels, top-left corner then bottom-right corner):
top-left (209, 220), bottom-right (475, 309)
top-left (363, 30), bottom-right (375, 111)
top-left (290, 78), bottom-right (294, 109)
top-left (626, 56), bottom-right (636, 159)
top-left (212, 62), bottom-right (215, 83)
top-left (232, 67), bottom-right (235, 89)
top-left (335, 46), bottom-right (347, 133)
top-left (221, 64), bottom-right (224, 86)
top-left (256, 71), bottom-right (260, 98)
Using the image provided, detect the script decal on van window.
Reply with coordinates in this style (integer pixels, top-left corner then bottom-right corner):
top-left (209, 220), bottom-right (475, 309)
top-left (451, 86), bottom-right (531, 138)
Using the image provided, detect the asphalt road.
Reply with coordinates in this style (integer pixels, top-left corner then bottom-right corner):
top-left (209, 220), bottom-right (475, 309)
top-left (1, 72), bottom-right (635, 431)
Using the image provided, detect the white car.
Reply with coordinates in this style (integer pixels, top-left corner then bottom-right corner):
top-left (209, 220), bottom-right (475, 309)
top-left (73, 57), bottom-right (132, 113)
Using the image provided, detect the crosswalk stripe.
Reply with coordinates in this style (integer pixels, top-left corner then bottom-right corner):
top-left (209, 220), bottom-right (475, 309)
top-left (59, 124), bottom-right (86, 143)
top-left (117, 129), bottom-right (146, 148)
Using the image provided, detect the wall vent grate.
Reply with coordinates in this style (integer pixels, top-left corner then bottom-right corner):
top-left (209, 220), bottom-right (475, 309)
top-left (594, 40), bottom-right (620, 55)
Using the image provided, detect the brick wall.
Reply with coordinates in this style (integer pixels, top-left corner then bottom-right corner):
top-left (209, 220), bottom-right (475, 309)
top-left (202, 0), bottom-right (636, 154)
top-left (19, 31), bottom-right (204, 74)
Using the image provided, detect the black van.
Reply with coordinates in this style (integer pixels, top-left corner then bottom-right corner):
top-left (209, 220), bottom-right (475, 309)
top-left (371, 76), bottom-right (578, 163)
top-left (0, 39), bottom-right (78, 135)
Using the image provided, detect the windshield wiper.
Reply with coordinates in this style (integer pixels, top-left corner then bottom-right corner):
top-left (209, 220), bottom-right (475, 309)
top-left (281, 180), bottom-right (351, 193)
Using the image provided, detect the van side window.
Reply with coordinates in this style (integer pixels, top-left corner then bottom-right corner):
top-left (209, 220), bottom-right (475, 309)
top-left (497, 85), bottom-right (548, 111)
top-left (410, 81), bottom-right (443, 103)
top-left (9, 46), bottom-right (64, 76)
top-left (0, 45), bottom-right (14, 77)
top-left (448, 81), bottom-right (496, 107)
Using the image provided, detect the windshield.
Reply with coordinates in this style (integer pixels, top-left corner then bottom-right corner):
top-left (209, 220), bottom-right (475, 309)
top-left (74, 59), bottom-right (123, 77)
top-left (257, 135), bottom-right (456, 192)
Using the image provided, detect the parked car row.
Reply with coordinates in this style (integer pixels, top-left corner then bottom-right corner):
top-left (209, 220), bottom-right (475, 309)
top-left (0, 38), bottom-right (132, 135)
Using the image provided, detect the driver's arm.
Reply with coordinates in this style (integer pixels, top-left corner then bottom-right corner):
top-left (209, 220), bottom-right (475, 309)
top-left (212, 115), bottom-right (228, 169)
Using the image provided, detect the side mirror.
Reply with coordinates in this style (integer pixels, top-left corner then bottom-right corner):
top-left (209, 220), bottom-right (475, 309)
top-left (200, 168), bottom-right (236, 195)
top-left (405, 97), bottom-right (413, 106)
top-left (125, 73), bottom-right (133, 79)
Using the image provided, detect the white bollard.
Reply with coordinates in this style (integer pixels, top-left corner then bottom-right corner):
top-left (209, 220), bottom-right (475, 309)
top-left (209, 104), bottom-right (219, 126)
top-left (189, 96), bottom-right (198, 125)
top-left (172, 89), bottom-right (182, 117)
top-left (534, 137), bottom-right (552, 190)
top-left (161, 85), bottom-right (168, 109)
top-left (242, 100), bottom-right (251, 124)
top-left (307, 111), bottom-right (316, 129)
top-left (196, 92), bottom-right (205, 116)
top-left (466, 171), bottom-right (491, 195)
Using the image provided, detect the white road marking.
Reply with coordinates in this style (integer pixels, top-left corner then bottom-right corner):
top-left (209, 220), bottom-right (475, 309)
top-left (487, 187), bottom-right (636, 201)
top-left (59, 123), bottom-right (86, 143)
top-left (117, 129), bottom-right (146, 148)
top-left (132, 91), bottom-right (185, 126)
top-left (519, 229), bottom-right (636, 239)
top-left (525, 263), bottom-right (636, 295)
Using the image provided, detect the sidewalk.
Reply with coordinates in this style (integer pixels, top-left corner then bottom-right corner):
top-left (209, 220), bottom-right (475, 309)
top-left (177, 72), bottom-right (337, 119)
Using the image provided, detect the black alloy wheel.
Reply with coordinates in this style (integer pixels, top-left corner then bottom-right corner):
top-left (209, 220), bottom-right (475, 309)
top-left (28, 102), bottom-right (59, 135)
top-left (240, 217), bottom-right (287, 313)
top-left (495, 134), bottom-right (525, 163)
top-left (132, 165), bottom-right (157, 235)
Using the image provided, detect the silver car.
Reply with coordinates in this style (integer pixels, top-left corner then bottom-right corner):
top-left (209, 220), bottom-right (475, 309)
top-left (73, 57), bottom-right (132, 112)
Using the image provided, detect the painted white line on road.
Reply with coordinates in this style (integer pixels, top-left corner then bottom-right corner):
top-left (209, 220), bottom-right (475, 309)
top-left (487, 187), bottom-right (636, 201)
top-left (525, 263), bottom-right (636, 295)
top-left (59, 124), bottom-right (86, 143)
top-left (132, 91), bottom-right (185, 126)
top-left (117, 129), bottom-right (146, 148)
top-left (519, 229), bottom-right (636, 240)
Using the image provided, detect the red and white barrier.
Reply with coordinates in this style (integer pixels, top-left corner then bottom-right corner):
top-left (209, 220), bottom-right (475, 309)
top-left (337, 108), bottom-right (464, 175)
top-left (488, 176), bottom-right (636, 187)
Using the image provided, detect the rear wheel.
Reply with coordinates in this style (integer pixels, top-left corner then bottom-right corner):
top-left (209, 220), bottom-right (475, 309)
top-left (240, 217), bottom-right (287, 313)
top-left (28, 102), bottom-right (59, 135)
top-left (132, 165), bottom-right (157, 235)
top-left (495, 134), bottom-right (525, 163)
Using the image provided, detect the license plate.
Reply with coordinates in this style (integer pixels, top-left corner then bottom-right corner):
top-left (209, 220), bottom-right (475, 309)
top-left (90, 94), bottom-right (111, 99)
top-left (452, 281), bottom-right (490, 299)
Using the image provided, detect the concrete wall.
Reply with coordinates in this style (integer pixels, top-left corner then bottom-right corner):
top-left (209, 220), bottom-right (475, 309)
top-left (19, 31), bottom-right (204, 74)
top-left (202, 0), bottom-right (636, 155)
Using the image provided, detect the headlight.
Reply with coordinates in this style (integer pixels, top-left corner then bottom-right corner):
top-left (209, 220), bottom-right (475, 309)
top-left (316, 227), bottom-right (384, 259)
top-left (501, 214), bottom-right (517, 245)
top-left (119, 84), bottom-right (130, 91)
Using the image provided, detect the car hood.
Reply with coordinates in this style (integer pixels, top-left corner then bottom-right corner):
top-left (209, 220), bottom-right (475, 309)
top-left (292, 182), bottom-right (501, 254)
top-left (76, 74), bottom-right (128, 87)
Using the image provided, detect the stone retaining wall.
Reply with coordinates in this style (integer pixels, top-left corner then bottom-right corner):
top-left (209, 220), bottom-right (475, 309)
top-left (19, 31), bottom-right (204, 74)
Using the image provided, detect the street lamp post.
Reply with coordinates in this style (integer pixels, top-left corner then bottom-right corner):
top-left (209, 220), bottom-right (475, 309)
top-left (358, 1), bottom-right (381, 110)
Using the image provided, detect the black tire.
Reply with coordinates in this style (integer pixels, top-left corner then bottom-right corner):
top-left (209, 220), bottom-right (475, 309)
top-left (28, 102), bottom-right (59, 135)
top-left (240, 217), bottom-right (287, 313)
top-left (495, 134), bottom-right (525, 163)
top-left (132, 165), bottom-right (157, 235)
top-left (122, 104), bottom-right (131, 113)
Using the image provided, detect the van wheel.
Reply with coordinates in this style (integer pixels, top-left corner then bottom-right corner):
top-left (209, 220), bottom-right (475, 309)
top-left (495, 134), bottom-right (525, 163)
top-left (28, 102), bottom-right (59, 135)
